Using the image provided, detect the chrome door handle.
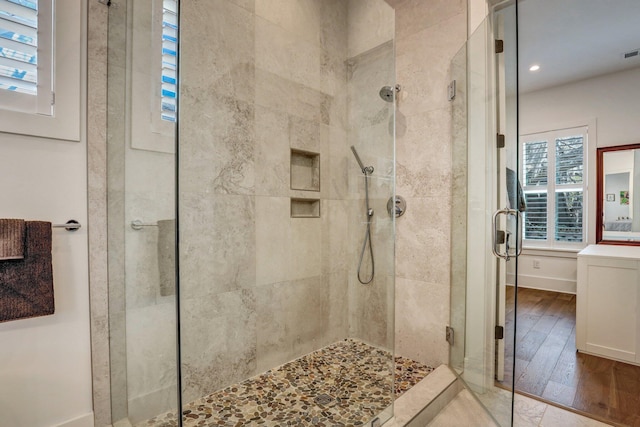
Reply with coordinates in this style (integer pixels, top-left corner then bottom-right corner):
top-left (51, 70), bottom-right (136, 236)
top-left (492, 207), bottom-right (519, 261)
top-left (505, 211), bottom-right (524, 258)
top-left (516, 211), bottom-right (523, 256)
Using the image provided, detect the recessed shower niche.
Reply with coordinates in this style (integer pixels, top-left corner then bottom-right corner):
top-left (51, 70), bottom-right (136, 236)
top-left (290, 198), bottom-right (321, 218)
top-left (290, 149), bottom-right (320, 192)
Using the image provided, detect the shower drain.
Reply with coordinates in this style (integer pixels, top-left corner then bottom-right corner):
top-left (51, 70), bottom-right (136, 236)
top-left (314, 393), bottom-right (333, 406)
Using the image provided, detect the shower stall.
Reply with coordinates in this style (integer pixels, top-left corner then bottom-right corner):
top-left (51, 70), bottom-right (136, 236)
top-left (107, 1), bottom-right (399, 425)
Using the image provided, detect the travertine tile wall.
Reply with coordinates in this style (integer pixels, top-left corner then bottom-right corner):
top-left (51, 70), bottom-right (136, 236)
top-left (346, 31), bottom-right (396, 349)
top-left (92, 0), bottom-right (396, 422)
top-left (105, 2), bottom-right (128, 422)
top-left (391, 0), bottom-right (467, 368)
top-left (87, 1), bottom-right (111, 426)
top-left (178, 0), bottom-right (397, 404)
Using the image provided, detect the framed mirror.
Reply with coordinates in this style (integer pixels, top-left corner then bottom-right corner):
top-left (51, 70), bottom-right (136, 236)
top-left (597, 143), bottom-right (640, 245)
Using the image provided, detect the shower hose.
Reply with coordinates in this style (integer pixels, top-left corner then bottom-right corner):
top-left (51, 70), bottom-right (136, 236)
top-left (357, 171), bottom-right (375, 284)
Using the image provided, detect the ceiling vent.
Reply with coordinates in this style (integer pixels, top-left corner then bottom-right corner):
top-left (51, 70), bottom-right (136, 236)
top-left (623, 49), bottom-right (639, 59)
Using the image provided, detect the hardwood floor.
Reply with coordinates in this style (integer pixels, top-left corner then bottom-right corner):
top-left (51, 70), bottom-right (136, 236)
top-left (499, 287), bottom-right (640, 427)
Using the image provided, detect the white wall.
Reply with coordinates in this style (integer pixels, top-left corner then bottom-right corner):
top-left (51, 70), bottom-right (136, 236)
top-left (516, 67), bottom-right (640, 293)
top-left (520, 68), bottom-right (640, 148)
top-left (604, 172), bottom-right (631, 220)
top-left (507, 249), bottom-right (578, 294)
top-left (0, 139), bottom-right (93, 427)
top-left (468, 0), bottom-right (489, 36)
top-left (0, 7), bottom-right (93, 427)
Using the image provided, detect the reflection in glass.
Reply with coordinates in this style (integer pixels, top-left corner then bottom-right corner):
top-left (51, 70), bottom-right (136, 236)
top-left (599, 146), bottom-right (640, 243)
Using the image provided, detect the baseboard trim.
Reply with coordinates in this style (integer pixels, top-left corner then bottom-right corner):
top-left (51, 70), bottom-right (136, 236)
top-left (54, 412), bottom-right (94, 427)
top-left (506, 274), bottom-right (576, 294)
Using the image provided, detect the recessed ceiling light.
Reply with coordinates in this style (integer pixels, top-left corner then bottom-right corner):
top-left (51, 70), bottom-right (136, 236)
top-left (529, 64), bottom-right (540, 72)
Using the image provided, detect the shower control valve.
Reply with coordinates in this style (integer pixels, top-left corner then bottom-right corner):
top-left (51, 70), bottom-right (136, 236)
top-left (387, 195), bottom-right (406, 218)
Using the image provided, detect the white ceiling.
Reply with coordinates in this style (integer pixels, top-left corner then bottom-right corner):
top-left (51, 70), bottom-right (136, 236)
top-left (518, 0), bottom-right (640, 93)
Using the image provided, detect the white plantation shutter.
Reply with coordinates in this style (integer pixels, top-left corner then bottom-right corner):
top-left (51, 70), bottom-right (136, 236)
top-left (555, 190), bottom-right (583, 242)
top-left (0, 0), bottom-right (52, 115)
top-left (555, 136), bottom-right (583, 185)
top-left (0, 0), bottom-right (37, 94)
top-left (524, 191), bottom-right (547, 240)
top-left (161, 0), bottom-right (177, 122)
top-left (521, 128), bottom-right (587, 248)
top-left (524, 140), bottom-right (548, 186)
top-left (523, 140), bottom-right (549, 241)
top-left (0, 0), bottom-right (80, 141)
top-left (555, 136), bottom-right (584, 242)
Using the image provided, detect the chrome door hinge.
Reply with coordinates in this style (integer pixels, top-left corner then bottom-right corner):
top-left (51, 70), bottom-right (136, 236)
top-left (495, 39), bottom-right (504, 53)
top-left (446, 326), bottom-right (455, 346)
top-left (448, 80), bottom-right (456, 101)
top-left (497, 133), bottom-right (505, 148)
top-left (495, 325), bottom-right (504, 340)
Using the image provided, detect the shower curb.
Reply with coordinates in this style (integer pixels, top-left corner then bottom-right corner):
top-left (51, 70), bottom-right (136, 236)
top-left (384, 365), bottom-right (460, 427)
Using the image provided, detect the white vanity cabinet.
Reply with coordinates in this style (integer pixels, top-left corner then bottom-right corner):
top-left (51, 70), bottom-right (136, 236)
top-left (577, 244), bottom-right (640, 365)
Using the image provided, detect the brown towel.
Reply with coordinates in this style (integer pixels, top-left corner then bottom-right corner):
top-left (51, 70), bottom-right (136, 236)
top-left (0, 221), bottom-right (55, 322)
top-left (157, 219), bottom-right (176, 297)
top-left (0, 219), bottom-right (25, 260)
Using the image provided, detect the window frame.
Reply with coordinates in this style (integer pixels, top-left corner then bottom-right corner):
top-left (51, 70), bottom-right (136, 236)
top-left (129, 0), bottom-right (176, 154)
top-left (0, 0), bottom-right (53, 115)
top-left (520, 126), bottom-right (588, 250)
top-left (0, 0), bottom-right (81, 141)
top-left (159, 0), bottom-right (177, 124)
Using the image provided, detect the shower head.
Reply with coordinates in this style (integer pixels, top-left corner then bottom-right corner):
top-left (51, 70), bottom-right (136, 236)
top-left (350, 146), bottom-right (374, 175)
top-left (350, 145), bottom-right (365, 170)
top-left (379, 84), bottom-right (401, 103)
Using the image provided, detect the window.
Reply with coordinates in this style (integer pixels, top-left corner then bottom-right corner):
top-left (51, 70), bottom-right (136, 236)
top-left (521, 126), bottom-right (587, 248)
top-left (0, 0), bottom-right (81, 141)
top-left (0, 0), bottom-right (52, 114)
top-left (161, 0), bottom-right (178, 122)
top-left (130, 0), bottom-right (176, 153)
top-left (0, 1), bottom-right (38, 95)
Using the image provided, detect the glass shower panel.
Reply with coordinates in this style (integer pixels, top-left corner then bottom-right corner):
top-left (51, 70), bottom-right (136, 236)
top-left (449, 2), bottom-right (518, 425)
top-left (177, 1), bottom-right (395, 425)
top-left (347, 13), bottom-right (397, 426)
top-left (473, 4), bottom-right (519, 425)
top-left (450, 43), bottom-right (467, 374)
top-left (107, 0), bottom-right (179, 425)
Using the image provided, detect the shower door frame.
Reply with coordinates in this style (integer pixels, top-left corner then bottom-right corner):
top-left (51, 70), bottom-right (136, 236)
top-left (449, 1), bottom-right (519, 425)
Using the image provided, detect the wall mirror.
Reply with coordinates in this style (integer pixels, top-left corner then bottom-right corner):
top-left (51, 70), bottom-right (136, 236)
top-left (597, 143), bottom-right (640, 245)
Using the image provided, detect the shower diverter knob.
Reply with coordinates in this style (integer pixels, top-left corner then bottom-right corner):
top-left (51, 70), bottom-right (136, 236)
top-left (387, 196), bottom-right (406, 218)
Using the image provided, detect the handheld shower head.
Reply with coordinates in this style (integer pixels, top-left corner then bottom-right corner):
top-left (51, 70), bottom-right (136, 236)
top-left (350, 146), bottom-right (365, 170)
top-left (350, 146), bottom-right (374, 174)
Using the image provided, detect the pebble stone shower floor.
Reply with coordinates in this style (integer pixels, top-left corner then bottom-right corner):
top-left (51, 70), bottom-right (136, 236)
top-left (138, 339), bottom-right (433, 427)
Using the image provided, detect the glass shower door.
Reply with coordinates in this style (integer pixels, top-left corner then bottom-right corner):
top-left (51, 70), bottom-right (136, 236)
top-left (106, 0), bottom-right (180, 425)
top-left (450, 1), bottom-right (519, 425)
